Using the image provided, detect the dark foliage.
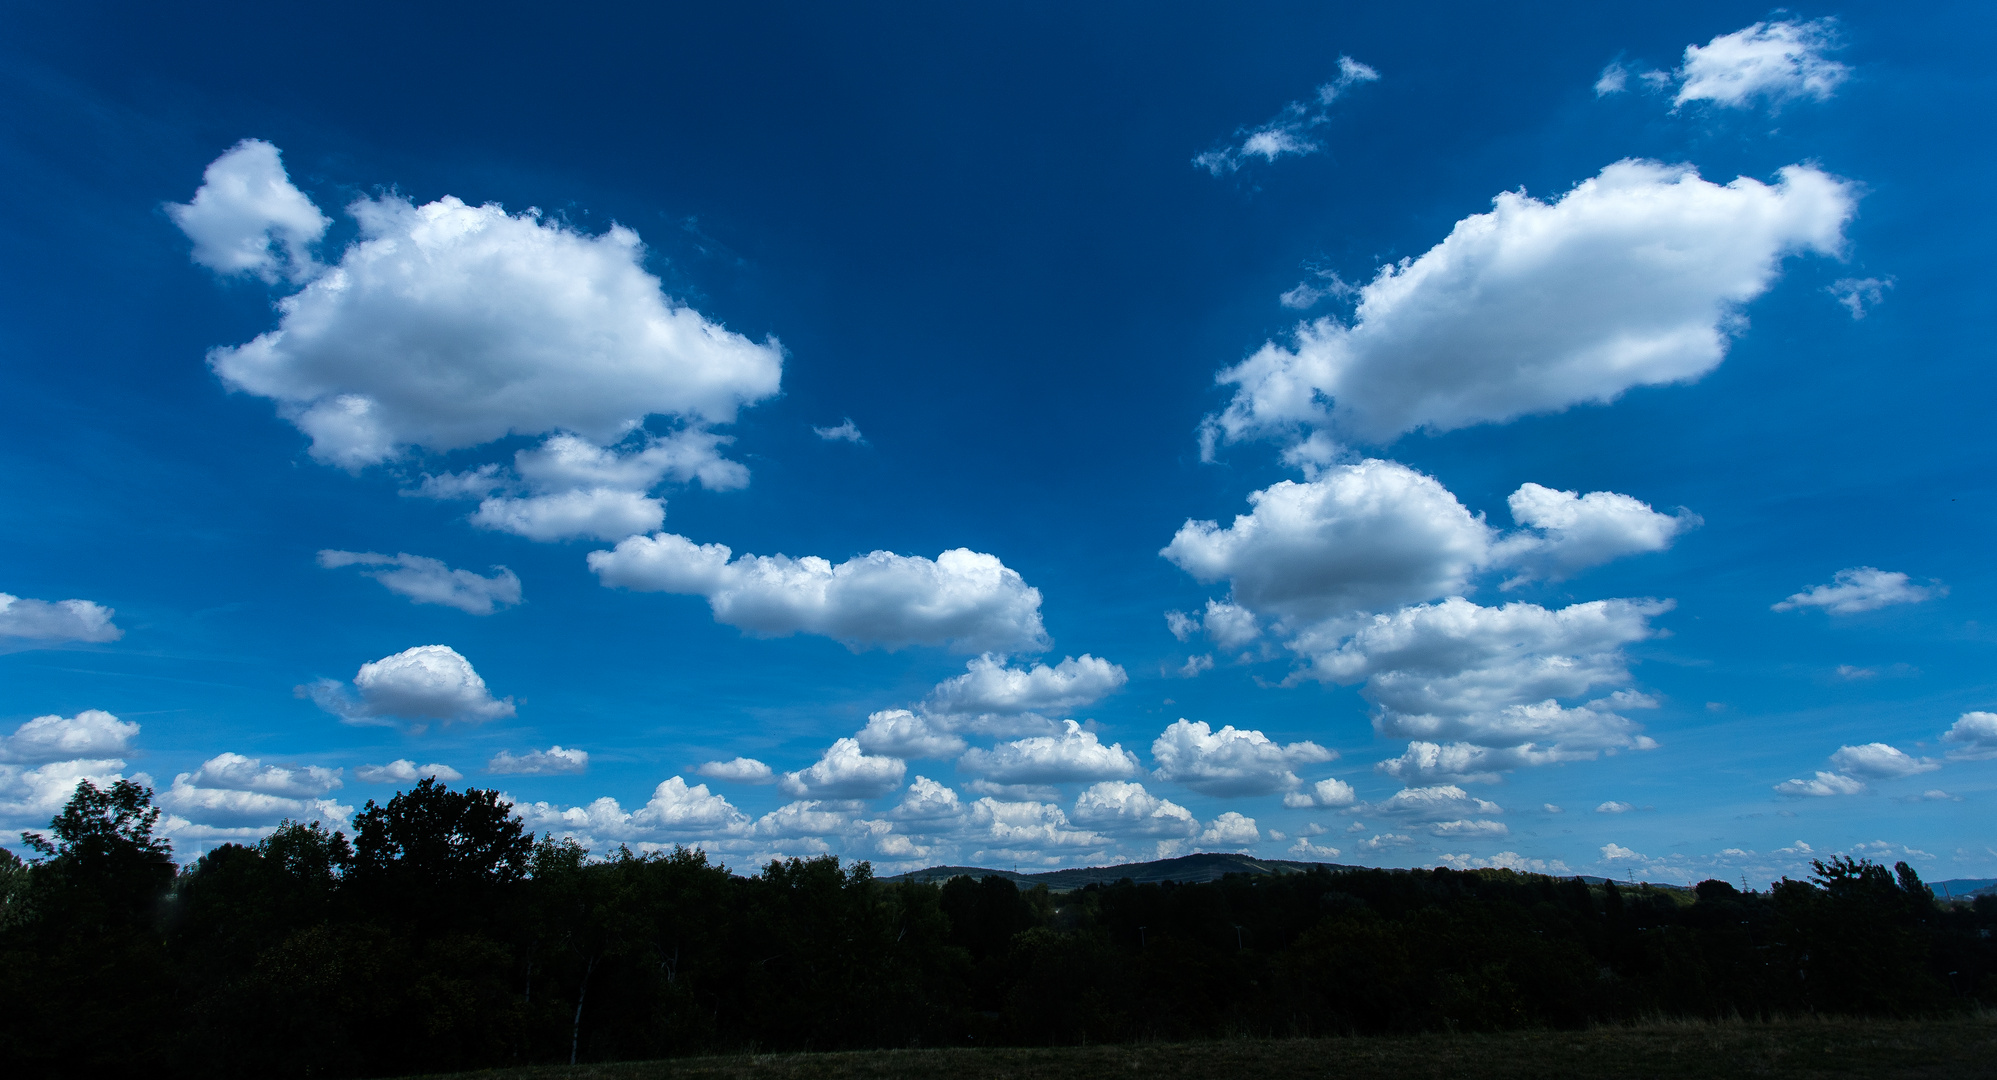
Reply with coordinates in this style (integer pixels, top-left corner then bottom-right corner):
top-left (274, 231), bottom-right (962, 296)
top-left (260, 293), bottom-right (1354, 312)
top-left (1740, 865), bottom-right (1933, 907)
top-left (2, 779), bottom-right (1992, 1078)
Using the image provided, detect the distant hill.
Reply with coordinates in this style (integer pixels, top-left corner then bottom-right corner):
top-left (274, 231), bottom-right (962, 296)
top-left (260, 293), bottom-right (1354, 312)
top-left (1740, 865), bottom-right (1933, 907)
top-left (885, 852), bottom-right (1352, 891)
top-left (1933, 878), bottom-right (1997, 899)
top-left (882, 853), bottom-right (1717, 892)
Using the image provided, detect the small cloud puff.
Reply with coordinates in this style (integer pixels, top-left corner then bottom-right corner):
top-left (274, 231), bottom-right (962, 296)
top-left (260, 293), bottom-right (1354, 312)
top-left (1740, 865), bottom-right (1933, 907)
top-left (1942, 712), bottom-right (1997, 761)
top-left (696, 757), bottom-right (777, 784)
top-left (1774, 567), bottom-right (1941, 615)
top-left (318, 550), bottom-right (522, 615)
top-left (355, 759), bottom-right (463, 784)
top-left (1194, 57), bottom-right (1379, 175)
top-left (488, 746), bottom-right (588, 775)
top-left (302, 645), bottom-right (515, 728)
top-left (813, 419), bottom-right (865, 443)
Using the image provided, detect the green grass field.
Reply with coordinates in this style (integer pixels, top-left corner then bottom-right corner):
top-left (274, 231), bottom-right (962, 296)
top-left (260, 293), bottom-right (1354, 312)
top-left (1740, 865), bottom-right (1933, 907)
top-left (411, 1015), bottom-right (1997, 1080)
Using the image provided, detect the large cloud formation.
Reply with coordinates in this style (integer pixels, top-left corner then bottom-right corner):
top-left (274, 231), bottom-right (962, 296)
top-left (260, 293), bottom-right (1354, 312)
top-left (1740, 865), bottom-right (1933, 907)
top-left (1206, 160), bottom-right (1853, 450)
top-left (1149, 719), bottom-right (1335, 797)
top-left (589, 533), bottom-right (1049, 653)
top-left (160, 752), bottom-right (352, 830)
top-left (174, 140), bottom-right (783, 541)
top-left (303, 645), bottom-right (515, 727)
top-left (1164, 461), bottom-right (1693, 624)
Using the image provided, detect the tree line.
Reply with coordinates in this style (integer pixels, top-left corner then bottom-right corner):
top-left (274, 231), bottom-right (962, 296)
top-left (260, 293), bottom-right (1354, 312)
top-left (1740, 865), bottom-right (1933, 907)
top-left (2, 777), bottom-right (1992, 1077)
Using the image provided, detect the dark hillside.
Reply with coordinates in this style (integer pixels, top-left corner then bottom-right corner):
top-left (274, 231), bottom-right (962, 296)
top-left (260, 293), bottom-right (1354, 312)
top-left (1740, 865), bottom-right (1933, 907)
top-left (888, 852), bottom-right (1354, 890)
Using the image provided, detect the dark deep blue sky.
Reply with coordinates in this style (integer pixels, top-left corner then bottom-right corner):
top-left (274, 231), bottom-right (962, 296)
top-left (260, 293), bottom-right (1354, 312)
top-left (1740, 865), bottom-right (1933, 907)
top-left (2, 1), bottom-right (1990, 880)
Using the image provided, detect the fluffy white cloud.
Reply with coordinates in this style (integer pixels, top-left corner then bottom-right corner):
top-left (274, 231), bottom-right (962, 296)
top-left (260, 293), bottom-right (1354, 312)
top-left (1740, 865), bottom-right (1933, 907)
top-left (1150, 719), bottom-right (1334, 796)
top-left (0, 593), bottom-right (122, 645)
top-left (1492, 484), bottom-right (1697, 585)
top-left (1943, 712), bottom-right (1997, 761)
top-left (590, 534), bottom-right (1047, 653)
top-left (779, 738), bottom-right (907, 799)
top-left (178, 752), bottom-right (342, 798)
top-left (1773, 567), bottom-right (1940, 614)
top-left (471, 489), bottom-right (666, 543)
top-left (1440, 850), bottom-right (1571, 873)
top-left (1282, 777), bottom-right (1358, 809)
top-left (1674, 20), bottom-right (1848, 110)
top-left (1070, 781), bottom-right (1199, 838)
top-left (489, 746), bottom-right (589, 775)
top-left (195, 146), bottom-right (784, 471)
top-left (1829, 743), bottom-right (1937, 779)
top-left (1292, 598), bottom-right (1667, 754)
top-left (0, 710), bottom-right (139, 764)
top-left (166, 139), bottom-right (328, 282)
top-left (925, 654), bottom-right (1127, 715)
top-left (1198, 811), bottom-right (1260, 847)
top-left (888, 775), bottom-right (967, 825)
top-left (959, 721), bottom-right (1140, 785)
top-left (1774, 771), bottom-right (1867, 798)
top-left (1207, 160), bottom-right (1853, 448)
top-left (1290, 838), bottom-right (1343, 859)
top-left (695, 757), bottom-right (776, 783)
top-left (1194, 56), bottom-right (1378, 175)
top-left (160, 753), bottom-right (351, 830)
top-left (0, 758), bottom-right (138, 826)
top-left (303, 645), bottom-right (515, 727)
top-left (1429, 819), bottom-right (1508, 838)
top-left (855, 709), bottom-right (967, 759)
top-left (1596, 801), bottom-right (1634, 814)
top-left (355, 759), bottom-right (462, 784)
top-left (1366, 784), bottom-right (1503, 821)
top-left (1164, 461), bottom-right (1492, 621)
top-left (318, 550), bottom-right (522, 615)
top-left (515, 776), bottom-right (751, 843)
top-left (962, 798), bottom-right (1109, 858)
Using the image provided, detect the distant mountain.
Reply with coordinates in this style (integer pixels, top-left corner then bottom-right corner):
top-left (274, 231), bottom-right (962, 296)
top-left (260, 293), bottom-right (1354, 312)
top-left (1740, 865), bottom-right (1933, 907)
top-left (886, 852), bottom-right (1343, 892)
top-left (883, 853), bottom-right (1715, 891)
top-left (1933, 878), bottom-right (1997, 899)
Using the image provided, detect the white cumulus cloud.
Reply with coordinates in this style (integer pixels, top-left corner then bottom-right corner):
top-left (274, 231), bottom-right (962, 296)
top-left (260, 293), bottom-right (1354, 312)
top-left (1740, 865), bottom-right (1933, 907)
top-left (1366, 784), bottom-right (1503, 821)
top-left (1674, 20), bottom-right (1848, 111)
top-left (1282, 777), bottom-right (1358, 809)
top-left (925, 653), bottom-right (1127, 716)
top-left (1206, 160), bottom-right (1853, 449)
top-left (1198, 811), bottom-right (1260, 847)
top-left (354, 759), bottom-right (462, 784)
top-left (855, 710), bottom-right (967, 759)
top-left (1774, 771), bottom-right (1867, 798)
top-left (1942, 712), bottom-right (1997, 761)
top-left (302, 645), bottom-right (515, 728)
top-left (1150, 718), bottom-right (1334, 796)
top-left (160, 752), bottom-right (351, 830)
top-left (1774, 567), bottom-right (1940, 614)
top-left (1163, 460), bottom-right (1492, 621)
top-left (489, 745), bottom-right (589, 775)
top-left (470, 488), bottom-right (666, 543)
top-left (1829, 742), bottom-right (1937, 779)
top-left (514, 776), bottom-right (751, 844)
top-left (814, 418), bottom-right (865, 443)
top-left (1291, 598), bottom-right (1668, 759)
top-left (779, 738), bottom-right (907, 799)
top-left (589, 533), bottom-right (1048, 653)
top-left (958, 720), bottom-right (1140, 785)
top-left (1492, 483), bottom-right (1698, 585)
top-left (193, 156), bottom-right (784, 471)
top-left (317, 550), bottom-right (522, 615)
top-left (0, 710), bottom-right (139, 764)
top-left (166, 139), bottom-right (329, 282)
top-left (695, 757), bottom-right (776, 784)
top-left (1070, 781), bottom-right (1199, 838)
top-left (0, 593), bottom-right (123, 646)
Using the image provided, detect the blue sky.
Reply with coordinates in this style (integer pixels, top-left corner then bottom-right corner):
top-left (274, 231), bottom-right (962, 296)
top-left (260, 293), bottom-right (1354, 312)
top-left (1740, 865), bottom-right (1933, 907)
top-left (2, 2), bottom-right (1991, 884)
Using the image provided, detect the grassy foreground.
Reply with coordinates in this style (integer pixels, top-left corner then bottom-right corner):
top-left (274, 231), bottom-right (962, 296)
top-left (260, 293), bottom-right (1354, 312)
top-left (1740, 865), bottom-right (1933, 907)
top-left (412, 1015), bottom-right (1997, 1080)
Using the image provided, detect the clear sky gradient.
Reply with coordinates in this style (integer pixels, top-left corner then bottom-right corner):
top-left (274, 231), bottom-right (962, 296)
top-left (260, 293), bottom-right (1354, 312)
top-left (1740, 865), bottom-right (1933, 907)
top-left (2, 1), bottom-right (1991, 884)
